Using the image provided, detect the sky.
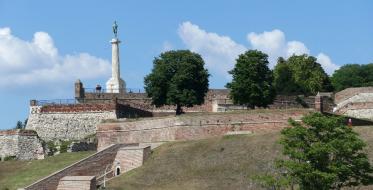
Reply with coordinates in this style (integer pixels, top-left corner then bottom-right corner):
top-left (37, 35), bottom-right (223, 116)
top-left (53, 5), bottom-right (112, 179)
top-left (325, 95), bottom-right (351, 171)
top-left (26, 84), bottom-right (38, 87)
top-left (0, 0), bottom-right (372, 129)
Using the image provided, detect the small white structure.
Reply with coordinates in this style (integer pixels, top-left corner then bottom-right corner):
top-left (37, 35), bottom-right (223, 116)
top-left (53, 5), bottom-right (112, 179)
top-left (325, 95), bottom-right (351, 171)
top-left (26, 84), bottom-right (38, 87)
top-left (106, 22), bottom-right (126, 93)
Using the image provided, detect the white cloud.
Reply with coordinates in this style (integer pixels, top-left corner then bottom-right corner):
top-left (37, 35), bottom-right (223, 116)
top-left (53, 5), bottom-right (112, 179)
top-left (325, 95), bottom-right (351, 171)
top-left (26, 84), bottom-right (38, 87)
top-left (178, 21), bottom-right (246, 78)
top-left (286, 41), bottom-right (309, 57)
top-left (316, 53), bottom-right (340, 75)
top-left (247, 30), bottom-right (310, 67)
top-left (178, 22), bottom-right (339, 81)
top-left (0, 27), bottom-right (110, 89)
top-left (248, 29), bottom-right (286, 59)
top-left (247, 29), bottom-right (339, 74)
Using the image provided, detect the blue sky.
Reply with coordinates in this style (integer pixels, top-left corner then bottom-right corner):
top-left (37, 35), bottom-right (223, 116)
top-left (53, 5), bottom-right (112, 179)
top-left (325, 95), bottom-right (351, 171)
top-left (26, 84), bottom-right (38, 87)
top-left (0, 0), bottom-right (372, 129)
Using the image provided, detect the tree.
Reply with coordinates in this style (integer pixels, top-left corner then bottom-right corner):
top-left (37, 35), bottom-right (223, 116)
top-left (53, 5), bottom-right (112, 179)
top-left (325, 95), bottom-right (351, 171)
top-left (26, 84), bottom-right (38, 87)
top-left (226, 50), bottom-right (275, 108)
top-left (273, 57), bottom-right (299, 95)
top-left (144, 50), bottom-right (209, 115)
top-left (331, 63), bottom-right (373, 91)
top-left (278, 113), bottom-right (373, 189)
top-left (15, 121), bottom-right (23, 129)
top-left (274, 55), bottom-right (333, 95)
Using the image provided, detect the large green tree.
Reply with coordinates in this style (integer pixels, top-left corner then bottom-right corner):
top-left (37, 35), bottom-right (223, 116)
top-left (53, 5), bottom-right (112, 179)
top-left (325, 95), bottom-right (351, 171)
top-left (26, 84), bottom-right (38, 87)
top-left (144, 50), bottom-right (209, 115)
top-left (226, 50), bottom-right (275, 108)
top-left (273, 55), bottom-right (333, 95)
top-left (331, 63), bottom-right (373, 91)
top-left (279, 113), bottom-right (373, 189)
top-left (273, 57), bottom-right (299, 95)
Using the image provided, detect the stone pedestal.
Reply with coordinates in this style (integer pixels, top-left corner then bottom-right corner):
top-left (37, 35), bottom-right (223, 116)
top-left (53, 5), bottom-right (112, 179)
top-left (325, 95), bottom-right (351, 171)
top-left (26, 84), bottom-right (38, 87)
top-left (106, 38), bottom-right (126, 93)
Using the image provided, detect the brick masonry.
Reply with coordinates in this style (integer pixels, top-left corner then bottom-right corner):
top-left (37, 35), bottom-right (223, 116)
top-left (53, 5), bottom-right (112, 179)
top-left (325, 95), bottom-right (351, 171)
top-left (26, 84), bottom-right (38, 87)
top-left (24, 144), bottom-right (128, 190)
top-left (57, 176), bottom-right (96, 190)
top-left (97, 110), bottom-right (309, 150)
top-left (114, 146), bottom-right (151, 173)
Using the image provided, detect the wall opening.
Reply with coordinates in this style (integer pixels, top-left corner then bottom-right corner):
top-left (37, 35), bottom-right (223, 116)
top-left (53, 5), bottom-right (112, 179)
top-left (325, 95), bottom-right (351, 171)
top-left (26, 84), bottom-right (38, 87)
top-left (115, 166), bottom-right (121, 176)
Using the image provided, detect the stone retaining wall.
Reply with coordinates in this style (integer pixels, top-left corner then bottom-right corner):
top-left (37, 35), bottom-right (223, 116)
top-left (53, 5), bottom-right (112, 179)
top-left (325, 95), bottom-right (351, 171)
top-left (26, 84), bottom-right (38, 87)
top-left (26, 110), bottom-right (117, 141)
top-left (0, 129), bottom-right (43, 160)
top-left (335, 87), bottom-right (373, 104)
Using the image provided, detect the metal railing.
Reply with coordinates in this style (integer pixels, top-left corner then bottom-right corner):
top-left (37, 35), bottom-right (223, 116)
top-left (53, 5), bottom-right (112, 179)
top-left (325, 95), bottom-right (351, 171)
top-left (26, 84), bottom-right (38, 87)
top-left (84, 88), bottom-right (145, 93)
top-left (35, 99), bottom-right (78, 106)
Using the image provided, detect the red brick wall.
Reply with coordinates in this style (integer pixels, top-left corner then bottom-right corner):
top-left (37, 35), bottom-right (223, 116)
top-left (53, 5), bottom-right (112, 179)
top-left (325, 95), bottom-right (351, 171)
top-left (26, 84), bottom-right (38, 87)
top-left (97, 110), bottom-right (308, 149)
top-left (40, 103), bottom-right (116, 113)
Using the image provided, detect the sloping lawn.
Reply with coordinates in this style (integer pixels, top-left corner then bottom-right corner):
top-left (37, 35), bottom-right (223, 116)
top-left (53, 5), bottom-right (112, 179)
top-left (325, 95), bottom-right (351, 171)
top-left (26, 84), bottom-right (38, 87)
top-left (0, 151), bottom-right (94, 190)
top-left (107, 126), bottom-right (373, 190)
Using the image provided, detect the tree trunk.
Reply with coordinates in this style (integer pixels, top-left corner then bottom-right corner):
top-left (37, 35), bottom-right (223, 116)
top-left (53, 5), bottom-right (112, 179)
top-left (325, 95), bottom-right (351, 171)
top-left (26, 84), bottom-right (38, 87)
top-left (176, 104), bottom-right (183, 115)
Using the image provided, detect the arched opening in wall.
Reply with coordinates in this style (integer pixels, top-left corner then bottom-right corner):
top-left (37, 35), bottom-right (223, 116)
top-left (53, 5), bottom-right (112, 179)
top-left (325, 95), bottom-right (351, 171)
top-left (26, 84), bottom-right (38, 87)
top-left (115, 166), bottom-right (121, 176)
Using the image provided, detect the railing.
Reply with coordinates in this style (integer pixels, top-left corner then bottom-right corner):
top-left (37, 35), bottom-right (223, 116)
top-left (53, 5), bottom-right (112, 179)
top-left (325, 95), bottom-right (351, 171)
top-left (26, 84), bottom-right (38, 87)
top-left (84, 88), bottom-right (145, 93)
top-left (35, 99), bottom-right (78, 106)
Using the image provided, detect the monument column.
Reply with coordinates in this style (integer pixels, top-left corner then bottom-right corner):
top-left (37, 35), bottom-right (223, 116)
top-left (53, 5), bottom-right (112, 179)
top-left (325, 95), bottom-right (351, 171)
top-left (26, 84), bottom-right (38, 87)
top-left (106, 21), bottom-right (126, 93)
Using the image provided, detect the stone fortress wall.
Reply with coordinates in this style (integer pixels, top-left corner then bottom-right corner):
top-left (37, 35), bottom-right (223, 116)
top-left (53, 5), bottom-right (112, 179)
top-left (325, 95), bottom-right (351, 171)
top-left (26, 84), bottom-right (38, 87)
top-left (23, 80), bottom-right (318, 144)
top-left (26, 103), bottom-right (117, 141)
top-left (0, 129), bottom-right (44, 160)
top-left (333, 87), bottom-right (373, 120)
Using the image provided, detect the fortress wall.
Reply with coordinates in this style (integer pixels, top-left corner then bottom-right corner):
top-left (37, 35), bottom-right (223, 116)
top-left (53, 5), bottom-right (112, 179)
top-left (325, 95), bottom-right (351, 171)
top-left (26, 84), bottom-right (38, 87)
top-left (345, 108), bottom-right (373, 120)
top-left (335, 87), bottom-right (373, 104)
top-left (26, 107), bottom-right (117, 141)
top-left (0, 130), bottom-right (43, 160)
top-left (97, 110), bottom-right (308, 150)
top-left (40, 103), bottom-right (116, 113)
top-left (0, 130), bottom-right (19, 158)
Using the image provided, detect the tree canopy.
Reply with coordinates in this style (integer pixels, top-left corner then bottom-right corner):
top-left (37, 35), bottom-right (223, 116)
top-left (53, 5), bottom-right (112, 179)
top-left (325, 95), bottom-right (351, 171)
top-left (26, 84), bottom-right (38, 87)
top-left (278, 113), bottom-right (373, 189)
top-left (273, 55), bottom-right (333, 95)
top-left (331, 63), bottom-right (373, 91)
top-left (144, 50), bottom-right (209, 115)
top-left (226, 50), bottom-right (275, 108)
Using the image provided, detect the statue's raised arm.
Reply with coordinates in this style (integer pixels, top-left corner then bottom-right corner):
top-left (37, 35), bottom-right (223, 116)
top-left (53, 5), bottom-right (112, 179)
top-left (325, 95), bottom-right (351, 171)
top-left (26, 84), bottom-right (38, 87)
top-left (113, 21), bottom-right (118, 38)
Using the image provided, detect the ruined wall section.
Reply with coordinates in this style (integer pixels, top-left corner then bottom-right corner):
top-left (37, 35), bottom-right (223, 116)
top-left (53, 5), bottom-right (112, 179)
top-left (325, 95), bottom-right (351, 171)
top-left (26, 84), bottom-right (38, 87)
top-left (0, 130), bottom-right (43, 160)
top-left (26, 104), bottom-right (117, 141)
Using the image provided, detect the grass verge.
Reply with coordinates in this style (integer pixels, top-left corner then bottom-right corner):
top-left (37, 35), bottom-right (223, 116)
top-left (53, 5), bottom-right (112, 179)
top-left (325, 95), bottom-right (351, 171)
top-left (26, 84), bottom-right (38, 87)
top-left (0, 151), bottom-right (94, 190)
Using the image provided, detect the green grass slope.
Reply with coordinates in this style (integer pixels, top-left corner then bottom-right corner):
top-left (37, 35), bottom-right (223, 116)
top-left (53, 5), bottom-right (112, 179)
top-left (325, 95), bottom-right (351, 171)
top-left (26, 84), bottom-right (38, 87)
top-left (0, 151), bottom-right (94, 190)
top-left (107, 127), bottom-right (373, 190)
top-left (107, 132), bottom-right (282, 190)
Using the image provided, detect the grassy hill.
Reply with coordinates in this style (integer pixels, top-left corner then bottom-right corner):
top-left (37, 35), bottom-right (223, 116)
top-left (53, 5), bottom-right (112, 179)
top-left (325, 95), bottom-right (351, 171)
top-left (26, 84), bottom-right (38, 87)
top-left (0, 151), bottom-right (94, 190)
top-left (107, 126), bottom-right (373, 190)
